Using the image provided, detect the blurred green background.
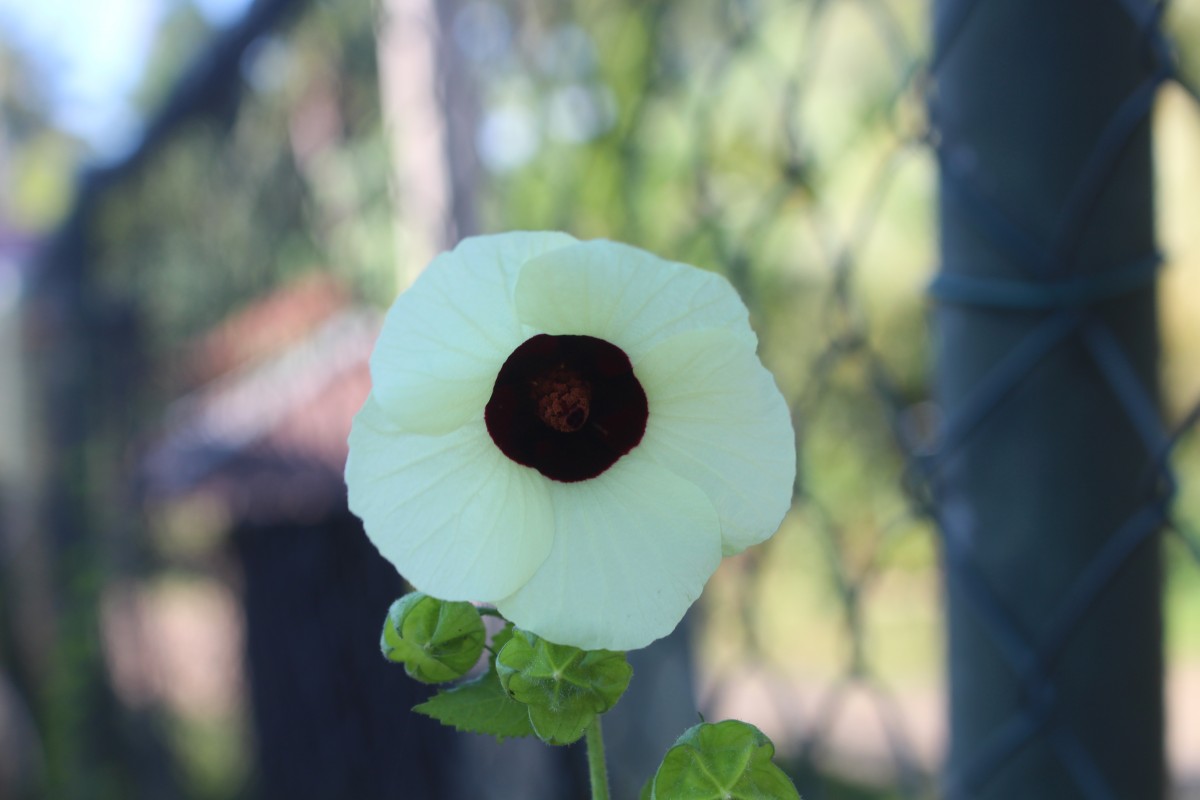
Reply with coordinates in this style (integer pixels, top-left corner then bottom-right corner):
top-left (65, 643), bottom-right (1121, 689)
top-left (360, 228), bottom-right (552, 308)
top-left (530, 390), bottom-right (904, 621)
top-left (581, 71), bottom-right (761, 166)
top-left (2, 0), bottom-right (1200, 798)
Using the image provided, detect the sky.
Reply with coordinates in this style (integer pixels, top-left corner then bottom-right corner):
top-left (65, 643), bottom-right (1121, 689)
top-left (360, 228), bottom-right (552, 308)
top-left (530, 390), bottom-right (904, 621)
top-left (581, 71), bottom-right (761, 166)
top-left (0, 0), bottom-right (253, 154)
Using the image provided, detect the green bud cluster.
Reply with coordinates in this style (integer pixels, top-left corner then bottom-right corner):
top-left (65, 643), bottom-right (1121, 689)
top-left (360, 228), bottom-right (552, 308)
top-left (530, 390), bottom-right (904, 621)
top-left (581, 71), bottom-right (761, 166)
top-left (495, 629), bottom-right (633, 746)
top-left (380, 592), bottom-right (486, 684)
top-left (380, 596), bottom-right (800, 798)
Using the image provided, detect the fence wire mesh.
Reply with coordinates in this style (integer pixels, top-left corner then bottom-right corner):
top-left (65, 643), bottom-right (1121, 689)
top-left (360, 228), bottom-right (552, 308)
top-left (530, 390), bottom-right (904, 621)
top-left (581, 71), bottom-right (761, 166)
top-left (10, 0), bottom-right (1200, 798)
top-left (460, 0), bottom-right (1200, 797)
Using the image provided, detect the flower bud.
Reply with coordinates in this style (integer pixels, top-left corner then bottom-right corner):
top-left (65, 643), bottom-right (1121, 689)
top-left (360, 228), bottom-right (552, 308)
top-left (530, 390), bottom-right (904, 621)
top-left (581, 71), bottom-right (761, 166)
top-left (380, 592), bottom-right (486, 684)
top-left (495, 628), bottom-right (632, 745)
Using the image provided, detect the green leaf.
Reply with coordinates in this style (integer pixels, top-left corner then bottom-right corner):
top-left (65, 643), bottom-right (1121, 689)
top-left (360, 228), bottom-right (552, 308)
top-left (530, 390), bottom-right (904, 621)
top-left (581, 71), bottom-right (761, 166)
top-left (412, 665), bottom-right (535, 741)
top-left (495, 629), bottom-right (633, 746)
top-left (488, 619), bottom-right (516, 655)
top-left (649, 720), bottom-right (802, 800)
top-left (380, 593), bottom-right (486, 684)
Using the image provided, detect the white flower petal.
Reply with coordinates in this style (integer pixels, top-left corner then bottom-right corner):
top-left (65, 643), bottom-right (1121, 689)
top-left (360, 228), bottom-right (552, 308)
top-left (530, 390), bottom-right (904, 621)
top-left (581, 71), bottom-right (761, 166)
top-left (513, 239), bottom-right (757, 361)
top-left (346, 395), bottom-right (555, 601)
top-left (495, 452), bottom-right (722, 651)
top-left (636, 328), bottom-right (795, 555)
top-left (371, 231), bottom-right (578, 434)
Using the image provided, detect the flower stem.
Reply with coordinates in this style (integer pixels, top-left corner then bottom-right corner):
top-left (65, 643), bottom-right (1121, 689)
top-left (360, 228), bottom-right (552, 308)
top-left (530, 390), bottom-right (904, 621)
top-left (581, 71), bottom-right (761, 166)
top-left (585, 716), bottom-right (611, 800)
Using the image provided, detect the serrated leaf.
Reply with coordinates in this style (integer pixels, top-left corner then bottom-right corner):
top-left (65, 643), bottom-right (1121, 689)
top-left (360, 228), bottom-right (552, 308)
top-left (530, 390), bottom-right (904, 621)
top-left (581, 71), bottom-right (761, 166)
top-left (381, 593), bottom-right (486, 684)
top-left (412, 665), bottom-right (535, 741)
top-left (488, 620), bottom-right (516, 656)
top-left (495, 629), bottom-right (632, 746)
top-left (650, 720), bottom-right (802, 800)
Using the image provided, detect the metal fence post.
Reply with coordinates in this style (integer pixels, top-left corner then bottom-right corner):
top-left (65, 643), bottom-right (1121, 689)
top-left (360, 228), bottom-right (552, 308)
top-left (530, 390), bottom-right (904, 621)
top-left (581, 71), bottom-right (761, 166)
top-left (932, 1), bottom-right (1165, 797)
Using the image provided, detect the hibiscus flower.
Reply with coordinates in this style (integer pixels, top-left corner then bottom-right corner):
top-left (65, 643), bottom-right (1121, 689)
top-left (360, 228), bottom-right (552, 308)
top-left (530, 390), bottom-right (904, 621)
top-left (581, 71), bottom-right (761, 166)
top-left (345, 232), bottom-right (795, 651)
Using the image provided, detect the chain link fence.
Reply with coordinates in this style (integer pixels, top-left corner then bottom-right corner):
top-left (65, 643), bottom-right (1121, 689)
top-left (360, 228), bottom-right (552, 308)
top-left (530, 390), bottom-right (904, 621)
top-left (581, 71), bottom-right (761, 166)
top-left (8, 0), bottom-right (1200, 797)
top-left (459, 0), bottom-right (1200, 796)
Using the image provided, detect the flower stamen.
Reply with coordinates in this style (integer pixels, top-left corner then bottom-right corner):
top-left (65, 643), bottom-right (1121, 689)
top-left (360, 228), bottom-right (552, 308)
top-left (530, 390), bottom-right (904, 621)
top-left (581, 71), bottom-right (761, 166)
top-left (532, 368), bottom-right (592, 432)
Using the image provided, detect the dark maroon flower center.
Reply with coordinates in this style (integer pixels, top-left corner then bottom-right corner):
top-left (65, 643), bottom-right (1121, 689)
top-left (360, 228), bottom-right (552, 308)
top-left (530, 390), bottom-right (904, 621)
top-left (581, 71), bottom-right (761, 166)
top-left (485, 334), bottom-right (648, 482)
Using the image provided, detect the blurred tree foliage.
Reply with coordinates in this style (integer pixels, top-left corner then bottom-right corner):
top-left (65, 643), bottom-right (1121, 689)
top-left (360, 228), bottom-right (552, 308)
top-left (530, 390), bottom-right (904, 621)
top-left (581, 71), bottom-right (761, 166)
top-left (460, 0), bottom-right (941, 681)
top-left (0, 46), bottom-right (79, 228)
top-left (94, 0), bottom-right (391, 383)
top-left (5, 0), bottom-right (1200, 797)
top-left (2, 2), bottom-right (396, 799)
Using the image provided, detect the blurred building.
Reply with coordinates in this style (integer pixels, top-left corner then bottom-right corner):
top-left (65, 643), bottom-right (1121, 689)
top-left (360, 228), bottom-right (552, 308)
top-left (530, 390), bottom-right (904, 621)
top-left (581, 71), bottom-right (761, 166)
top-left (144, 273), bottom-right (376, 522)
top-left (141, 275), bottom-right (468, 798)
